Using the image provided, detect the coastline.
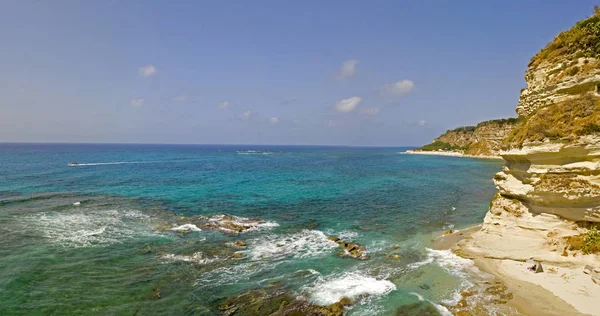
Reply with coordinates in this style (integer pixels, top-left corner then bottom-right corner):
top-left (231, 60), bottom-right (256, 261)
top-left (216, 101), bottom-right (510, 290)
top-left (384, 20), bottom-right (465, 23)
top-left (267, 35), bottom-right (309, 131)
top-left (403, 150), bottom-right (502, 160)
top-left (435, 227), bottom-right (597, 316)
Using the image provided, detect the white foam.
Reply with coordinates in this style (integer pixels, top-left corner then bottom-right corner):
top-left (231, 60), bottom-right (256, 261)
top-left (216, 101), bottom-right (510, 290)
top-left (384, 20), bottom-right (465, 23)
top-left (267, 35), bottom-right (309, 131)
top-left (307, 272), bottom-right (396, 306)
top-left (246, 230), bottom-right (338, 260)
top-left (325, 229), bottom-right (358, 241)
top-left (442, 224), bottom-right (455, 230)
top-left (195, 260), bottom-right (288, 288)
top-left (73, 161), bottom-right (153, 166)
top-left (236, 150), bottom-right (273, 155)
top-left (161, 252), bottom-right (217, 264)
top-left (72, 201), bottom-right (81, 206)
top-left (29, 208), bottom-right (157, 248)
top-left (432, 303), bottom-right (453, 316)
top-left (409, 292), bottom-right (425, 301)
top-left (170, 224), bottom-right (202, 232)
top-left (408, 248), bottom-right (490, 306)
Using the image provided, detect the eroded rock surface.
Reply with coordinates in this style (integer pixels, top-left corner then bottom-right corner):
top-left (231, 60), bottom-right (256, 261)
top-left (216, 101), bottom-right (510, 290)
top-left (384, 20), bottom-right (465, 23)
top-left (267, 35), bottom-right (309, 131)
top-left (457, 10), bottom-right (600, 266)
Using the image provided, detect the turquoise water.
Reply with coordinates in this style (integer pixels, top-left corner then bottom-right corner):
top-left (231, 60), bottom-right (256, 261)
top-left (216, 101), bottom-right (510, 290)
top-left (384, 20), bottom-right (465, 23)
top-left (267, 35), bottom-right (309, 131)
top-left (0, 144), bottom-right (502, 315)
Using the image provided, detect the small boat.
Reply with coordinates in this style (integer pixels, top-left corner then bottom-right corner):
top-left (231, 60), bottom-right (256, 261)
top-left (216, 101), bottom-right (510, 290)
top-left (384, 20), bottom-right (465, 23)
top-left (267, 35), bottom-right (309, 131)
top-left (68, 162), bottom-right (79, 166)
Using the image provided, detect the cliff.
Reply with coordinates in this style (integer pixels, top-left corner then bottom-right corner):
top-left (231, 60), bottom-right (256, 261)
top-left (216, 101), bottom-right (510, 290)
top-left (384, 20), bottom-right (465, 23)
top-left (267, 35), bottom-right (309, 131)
top-left (454, 9), bottom-right (600, 314)
top-left (416, 119), bottom-right (517, 157)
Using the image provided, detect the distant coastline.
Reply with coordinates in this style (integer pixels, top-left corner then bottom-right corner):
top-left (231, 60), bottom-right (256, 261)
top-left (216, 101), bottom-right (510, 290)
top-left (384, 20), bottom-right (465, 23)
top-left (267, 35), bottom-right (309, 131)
top-left (402, 149), bottom-right (502, 160)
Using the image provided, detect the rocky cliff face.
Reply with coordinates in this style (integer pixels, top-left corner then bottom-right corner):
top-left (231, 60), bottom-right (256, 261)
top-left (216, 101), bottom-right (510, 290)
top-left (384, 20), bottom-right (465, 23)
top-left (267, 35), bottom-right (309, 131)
top-left (458, 10), bottom-right (600, 265)
top-left (417, 119), bottom-right (517, 156)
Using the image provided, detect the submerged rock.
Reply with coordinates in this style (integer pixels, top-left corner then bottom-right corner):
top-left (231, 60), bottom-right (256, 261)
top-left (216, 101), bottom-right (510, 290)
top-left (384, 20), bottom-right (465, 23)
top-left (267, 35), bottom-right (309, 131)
top-left (395, 301), bottom-right (442, 316)
top-left (327, 236), bottom-right (368, 260)
top-left (217, 283), bottom-right (353, 316)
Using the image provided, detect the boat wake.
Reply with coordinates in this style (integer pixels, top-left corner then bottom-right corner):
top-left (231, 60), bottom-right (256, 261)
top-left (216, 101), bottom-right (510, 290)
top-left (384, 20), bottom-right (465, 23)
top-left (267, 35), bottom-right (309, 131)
top-left (70, 161), bottom-right (155, 166)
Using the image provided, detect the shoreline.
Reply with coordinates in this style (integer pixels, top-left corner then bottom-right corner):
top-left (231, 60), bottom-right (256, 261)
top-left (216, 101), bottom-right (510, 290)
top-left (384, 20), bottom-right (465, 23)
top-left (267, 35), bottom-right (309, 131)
top-left (403, 150), bottom-right (502, 160)
top-left (435, 227), bottom-right (597, 316)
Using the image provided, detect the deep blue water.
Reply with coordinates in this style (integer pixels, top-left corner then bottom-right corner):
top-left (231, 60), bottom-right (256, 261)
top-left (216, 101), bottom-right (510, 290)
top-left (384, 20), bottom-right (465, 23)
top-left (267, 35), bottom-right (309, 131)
top-left (0, 143), bottom-right (503, 315)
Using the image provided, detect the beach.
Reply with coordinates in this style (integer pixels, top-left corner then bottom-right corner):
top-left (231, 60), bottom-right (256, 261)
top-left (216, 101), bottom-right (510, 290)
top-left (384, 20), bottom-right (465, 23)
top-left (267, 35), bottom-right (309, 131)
top-left (437, 227), bottom-right (599, 316)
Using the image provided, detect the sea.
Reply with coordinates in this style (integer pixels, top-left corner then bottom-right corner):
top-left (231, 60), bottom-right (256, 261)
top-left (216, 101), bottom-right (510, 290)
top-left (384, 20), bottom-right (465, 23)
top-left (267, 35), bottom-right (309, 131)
top-left (0, 143), bottom-right (504, 315)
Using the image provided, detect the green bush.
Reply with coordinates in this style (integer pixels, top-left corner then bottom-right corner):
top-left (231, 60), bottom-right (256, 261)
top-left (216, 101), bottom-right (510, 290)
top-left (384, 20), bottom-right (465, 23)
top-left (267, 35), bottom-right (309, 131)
top-left (418, 141), bottom-right (468, 152)
top-left (447, 126), bottom-right (476, 133)
top-left (529, 6), bottom-right (600, 68)
top-left (477, 118), bottom-right (519, 127)
top-left (577, 123), bottom-right (600, 135)
top-left (582, 227), bottom-right (600, 254)
top-left (505, 95), bottom-right (600, 146)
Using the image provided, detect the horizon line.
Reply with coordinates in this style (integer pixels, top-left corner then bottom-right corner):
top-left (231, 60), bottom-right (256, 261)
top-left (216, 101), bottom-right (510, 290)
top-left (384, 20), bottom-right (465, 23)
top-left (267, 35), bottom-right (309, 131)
top-left (0, 141), bottom-right (420, 148)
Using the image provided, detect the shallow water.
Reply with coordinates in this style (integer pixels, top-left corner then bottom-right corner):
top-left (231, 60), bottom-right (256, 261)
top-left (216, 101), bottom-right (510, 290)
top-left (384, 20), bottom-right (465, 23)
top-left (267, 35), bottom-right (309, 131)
top-left (0, 144), bottom-right (503, 315)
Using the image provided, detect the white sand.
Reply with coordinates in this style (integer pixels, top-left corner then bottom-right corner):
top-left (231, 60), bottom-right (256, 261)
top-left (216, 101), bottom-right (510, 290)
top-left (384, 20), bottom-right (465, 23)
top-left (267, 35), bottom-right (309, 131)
top-left (494, 260), bottom-right (600, 316)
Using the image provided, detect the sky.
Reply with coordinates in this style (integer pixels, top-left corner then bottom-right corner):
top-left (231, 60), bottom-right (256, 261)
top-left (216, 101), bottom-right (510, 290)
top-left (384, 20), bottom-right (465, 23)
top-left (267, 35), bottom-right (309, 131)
top-left (1, 1), bottom-right (598, 146)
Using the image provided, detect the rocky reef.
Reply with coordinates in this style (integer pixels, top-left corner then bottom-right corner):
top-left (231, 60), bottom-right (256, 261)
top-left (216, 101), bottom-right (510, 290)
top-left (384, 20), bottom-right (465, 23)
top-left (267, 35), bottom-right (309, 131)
top-left (217, 282), bottom-right (353, 316)
top-left (415, 118), bottom-right (518, 157)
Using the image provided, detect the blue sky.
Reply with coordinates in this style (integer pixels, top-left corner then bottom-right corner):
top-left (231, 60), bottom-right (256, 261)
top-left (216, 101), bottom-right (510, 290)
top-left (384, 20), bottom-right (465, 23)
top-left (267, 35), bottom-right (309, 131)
top-left (1, 1), bottom-right (597, 146)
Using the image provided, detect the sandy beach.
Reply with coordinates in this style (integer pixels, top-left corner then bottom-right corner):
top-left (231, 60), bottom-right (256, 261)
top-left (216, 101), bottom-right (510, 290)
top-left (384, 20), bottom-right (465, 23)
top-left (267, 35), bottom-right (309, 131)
top-left (403, 150), bottom-right (502, 160)
top-left (436, 228), bottom-right (599, 316)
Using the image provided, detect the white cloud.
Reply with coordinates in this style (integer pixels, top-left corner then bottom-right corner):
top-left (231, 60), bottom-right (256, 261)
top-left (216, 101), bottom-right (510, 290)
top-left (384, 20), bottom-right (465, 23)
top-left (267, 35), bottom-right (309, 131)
top-left (270, 117), bottom-right (280, 124)
top-left (218, 101), bottom-right (229, 109)
top-left (334, 96), bottom-right (362, 113)
top-left (335, 59), bottom-right (358, 79)
top-left (418, 120), bottom-right (426, 126)
top-left (172, 95), bottom-right (187, 102)
top-left (240, 110), bottom-right (251, 120)
top-left (360, 107), bottom-right (381, 116)
top-left (130, 99), bottom-right (144, 107)
top-left (382, 80), bottom-right (415, 96)
top-left (139, 65), bottom-right (157, 77)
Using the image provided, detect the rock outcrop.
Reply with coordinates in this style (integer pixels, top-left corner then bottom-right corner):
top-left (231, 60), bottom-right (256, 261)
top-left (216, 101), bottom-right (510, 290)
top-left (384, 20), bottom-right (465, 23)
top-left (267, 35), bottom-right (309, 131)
top-left (415, 118), bottom-right (518, 157)
top-left (458, 9), bottom-right (600, 266)
top-left (217, 282), bottom-right (353, 316)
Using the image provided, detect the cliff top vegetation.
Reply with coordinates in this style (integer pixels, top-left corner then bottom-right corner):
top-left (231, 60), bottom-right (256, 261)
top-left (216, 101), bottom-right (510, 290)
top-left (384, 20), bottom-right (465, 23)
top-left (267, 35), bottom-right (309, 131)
top-left (529, 6), bottom-right (600, 68)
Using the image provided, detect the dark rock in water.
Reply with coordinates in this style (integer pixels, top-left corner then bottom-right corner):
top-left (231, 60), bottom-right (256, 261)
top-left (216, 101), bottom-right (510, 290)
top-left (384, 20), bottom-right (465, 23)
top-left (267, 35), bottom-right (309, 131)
top-left (328, 236), bottom-right (368, 260)
top-left (303, 220), bottom-right (320, 230)
top-left (234, 240), bottom-right (247, 247)
top-left (217, 283), bottom-right (353, 316)
top-left (385, 253), bottom-right (401, 260)
top-left (395, 301), bottom-right (442, 316)
top-left (418, 284), bottom-right (431, 290)
top-left (328, 236), bottom-right (341, 243)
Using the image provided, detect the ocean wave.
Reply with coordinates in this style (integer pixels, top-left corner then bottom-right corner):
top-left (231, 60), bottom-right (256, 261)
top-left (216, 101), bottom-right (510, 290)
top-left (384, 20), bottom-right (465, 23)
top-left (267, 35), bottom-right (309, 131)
top-left (28, 208), bottom-right (157, 248)
top-left (407, 248), bottom-right (490, 306)
top-left (69, 161), bottom-right (156, 166)
top-left (324, 229), bottom-right (358, 241)
top-left (170, 224), bottom-right (202, 232)
top-left (245, 229), bottom-right (338, 261)
top-left (195, 260), bottom-right (289, 288)
top-left (306, 271), bottom-right (396, 306)
top-left (236, 150), bottom-right (274, 155)
top-left (161, 252), bottom-right (217, 264)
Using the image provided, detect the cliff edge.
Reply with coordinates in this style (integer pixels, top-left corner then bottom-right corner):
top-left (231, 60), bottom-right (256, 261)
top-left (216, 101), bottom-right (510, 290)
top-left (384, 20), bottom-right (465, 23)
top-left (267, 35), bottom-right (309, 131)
top-left (415, 119), bottom-right (518, 157)
top-left (455, 8), bottom-right (600, 315)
